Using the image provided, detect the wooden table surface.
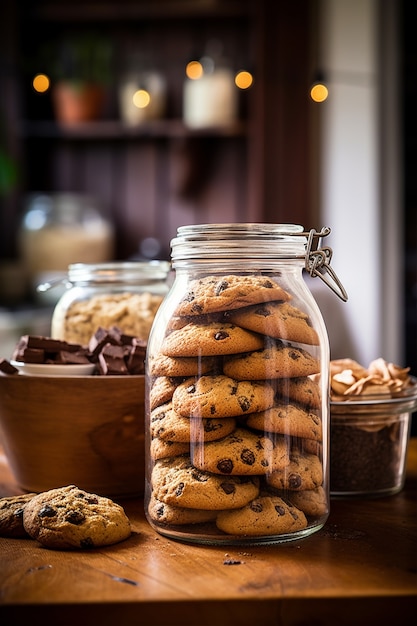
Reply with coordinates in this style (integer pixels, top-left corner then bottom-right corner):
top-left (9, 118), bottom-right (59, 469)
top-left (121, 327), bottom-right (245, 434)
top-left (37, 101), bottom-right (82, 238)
top-left (1, 439), bottom-right (416, 626)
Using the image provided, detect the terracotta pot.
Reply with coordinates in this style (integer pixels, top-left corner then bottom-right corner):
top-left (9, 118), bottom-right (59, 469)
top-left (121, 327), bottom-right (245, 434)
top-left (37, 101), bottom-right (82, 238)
top-left (0, 374), bottom-right (145, 498)
top-left (52, 81), bottom-right (105, 124)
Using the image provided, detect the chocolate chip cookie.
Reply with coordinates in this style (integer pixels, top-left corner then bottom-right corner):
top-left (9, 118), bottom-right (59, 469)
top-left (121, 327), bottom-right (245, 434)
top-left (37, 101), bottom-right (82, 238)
top-left (172, 374), bottom-right (275, 418)
top-left (0, 493), bottom-right (36, 538)
top-left (23, 485), bottom-right (131, 549)
top-left (216, 494), bottom-right (308, 536)
top-left (151, 456), bottom-right (260, 510)
top-left (174, 274), bottom-right (291, 317)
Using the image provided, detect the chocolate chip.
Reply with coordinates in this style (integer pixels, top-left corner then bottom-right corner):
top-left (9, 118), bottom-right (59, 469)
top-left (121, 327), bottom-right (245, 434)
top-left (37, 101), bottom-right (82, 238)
top-left (217, 459), bottom-right (234, 474)
top-left (288, 473), bottom-right (302, 489)
top-left (220, 481), bottom-right (236, 495)
top-left (254, 306), bottom-right (271, 317)
top-left (241, 449), bottom-right (255, 465)
top-left (186, 384), bottom-right (196, 394)
top-left (80, 537), bottom-right (94, 548)
top-left (261, 279), bottom-right (274, 289)
top-left (214, 331), bottom-right (229, 341)
top-left (275, 505), bottom-right (286, 516)
top-left (12, 507), bottom-right (24, 521)
top-left (210, 404), bottom-right (216, 414)
top-left (175, 482), bottom-right (185, 496)
top-left (65, 510), bottom-right (86, 525)
top-left (250, 502), bottom-right (263, 513)
top-left (238, 396), bottom-right (251, 412)
top-left (204, 420), bottom-right (222, 433)
top-left (156, 504), bottom-right (165, 519)
top-left (289, 350), bottom-right (301, 360)
top-left (215, 280), bottom-right (229, 295)
top-left (86, 497), bottom-right (98, 505)
top-left (38, 505), bottom-right (56, 518)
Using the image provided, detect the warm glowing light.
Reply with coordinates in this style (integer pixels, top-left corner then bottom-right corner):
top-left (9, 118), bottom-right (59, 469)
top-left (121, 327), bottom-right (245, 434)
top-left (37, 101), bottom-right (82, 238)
top-left (133, 89), bottom-right (151, 109)
top-left (235, 71), bottom-right (253, 90)
top-left (186, 61), bottom-right (203, 80)
top-left (33, 73), bottom-right (50, 93)
top-left (310, 83), bottom-right (328, 103)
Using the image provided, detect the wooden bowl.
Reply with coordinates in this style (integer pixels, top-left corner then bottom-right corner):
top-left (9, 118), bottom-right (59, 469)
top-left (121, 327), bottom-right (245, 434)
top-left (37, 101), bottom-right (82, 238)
top-left (0, 374), bottom-right (145, 498)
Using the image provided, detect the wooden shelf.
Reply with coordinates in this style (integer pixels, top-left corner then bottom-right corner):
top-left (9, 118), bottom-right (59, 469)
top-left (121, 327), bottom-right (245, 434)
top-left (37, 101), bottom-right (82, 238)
top-left (20, 119), bottom-right (247, 140)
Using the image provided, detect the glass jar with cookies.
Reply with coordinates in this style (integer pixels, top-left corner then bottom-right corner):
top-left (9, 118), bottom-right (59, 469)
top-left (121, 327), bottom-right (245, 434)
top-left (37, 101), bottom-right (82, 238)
top-left (145, 223), bottom-right (347, 545)
top-left (50, 261), bottom-right (171, 346)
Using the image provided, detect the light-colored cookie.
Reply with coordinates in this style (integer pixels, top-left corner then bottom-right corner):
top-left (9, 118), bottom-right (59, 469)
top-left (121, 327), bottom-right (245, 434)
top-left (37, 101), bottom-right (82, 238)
top-left (161, 322), bottom-right (265, 357)
top-left (151, 456), bottom-right (260, 510)
top-left (0, 493), bottom-right (37, 538)
top-left (288, 487), bottom-right (328, 517)
top-left (174, 274), bottom-right (291, 317)
top-left (150, 402), bottom-right (237, 442)
top-left (148, 354), bottom-right (218, 377)
top-left (150, 438), bottom-right (190, 461)
top-left (267, 451), bottom-right (323, 491)
top-left (23, 485), bottom-right (131, 550)
top-left (172, 375), bottom-right (275, 418)
top-left (228, 301), bottom-right (319, 345)
top-left (216, 495), bottom-right (308, 536)
top-left (246, 403), bottom-right (322, 441)
top-left (274, 376), bottom-right (322, 410)
top-left (147, 493), bottom-right (218, 525)
top-left (223, 341), bottom-right (320, 380)
top-left (150, 376), bottom-right (184, 410)
top-left (192, 428), bottom-right (290, 475)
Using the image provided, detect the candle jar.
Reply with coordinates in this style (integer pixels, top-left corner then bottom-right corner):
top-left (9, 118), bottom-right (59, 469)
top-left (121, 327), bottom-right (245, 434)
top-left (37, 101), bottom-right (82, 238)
top-left (50, 261), bottom-right (171, 345)
top-left (145, 223), bottom-right (347, 545)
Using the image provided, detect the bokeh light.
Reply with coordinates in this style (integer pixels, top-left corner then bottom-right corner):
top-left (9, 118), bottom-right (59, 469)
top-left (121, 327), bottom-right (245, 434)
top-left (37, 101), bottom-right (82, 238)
top-left (186, 61), bottom-right (204, 80)
top-left (310, 82), bottom-right (329, 102)
top-left (133, 89), bottom-right (151, 109)
top-left (33, 73), bottom-right (50, 93)
top-left (235, 71), bottom-right (253, 90)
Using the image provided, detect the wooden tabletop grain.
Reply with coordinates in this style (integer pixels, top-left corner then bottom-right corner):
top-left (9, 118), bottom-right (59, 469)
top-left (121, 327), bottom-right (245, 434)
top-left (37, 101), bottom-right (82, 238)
top-left (0, 438), bottom-right (416, 626)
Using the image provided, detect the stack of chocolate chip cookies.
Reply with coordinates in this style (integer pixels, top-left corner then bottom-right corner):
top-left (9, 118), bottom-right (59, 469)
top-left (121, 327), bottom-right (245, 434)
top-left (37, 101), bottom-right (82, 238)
top-left (147, 274), bottom-right (327, 540)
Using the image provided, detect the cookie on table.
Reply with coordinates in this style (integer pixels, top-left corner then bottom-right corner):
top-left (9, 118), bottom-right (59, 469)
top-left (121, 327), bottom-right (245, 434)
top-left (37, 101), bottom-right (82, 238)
top-left (151, 456), bottom-right (260, 510)
top-left (0, 493), bottom-right (37, 538)
top-left (150, 376), bottom-right (185, 411)
top-left (288, 486), bottom-right (328, 517)
top-left (246, 403), bottom-right (322, 441)
top-left (151, 402), bottom-right (236, 443)
top-left (148, 354), bottom-right (218, 377)
top-left (172, 374), bottom-right (275, 418)
top-left (147, 493), bottom-right (218, 525)
top-left (228, 301), bottom-right (319, 345)
top-left (267, 451), bottom-right (323, 491)
top-left (150, 438), bottom-right (190, 461)
top-left (274, 376), bottom-right (322, 410)
top-left (192, 428), bottom-right (290, 476)
top-left (161, 322), bottom-right (265, 357)
top-left (223, 341), bottom-right (320, 380)
top-left (23, 485), bottom-right (131, 550)
top-left (174, 274), bottom-right (291, 317)
top-left (216, 494), bottom-right (307, 536)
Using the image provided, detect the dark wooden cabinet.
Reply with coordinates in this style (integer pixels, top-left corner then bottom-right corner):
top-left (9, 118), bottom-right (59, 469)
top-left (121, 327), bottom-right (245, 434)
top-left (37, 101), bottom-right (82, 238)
top-left (1, 0), bottom-right (317, 262)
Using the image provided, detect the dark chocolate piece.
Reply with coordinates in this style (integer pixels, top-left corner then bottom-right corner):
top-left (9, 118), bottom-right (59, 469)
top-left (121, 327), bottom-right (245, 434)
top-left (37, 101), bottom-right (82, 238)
top-left (0, 358), bottom-right (19, 375)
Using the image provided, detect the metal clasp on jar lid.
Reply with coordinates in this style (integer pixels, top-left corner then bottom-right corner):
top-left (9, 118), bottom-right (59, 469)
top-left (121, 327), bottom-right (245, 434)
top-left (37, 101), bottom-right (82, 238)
top-left (301, 227), bottom-right (348, 301)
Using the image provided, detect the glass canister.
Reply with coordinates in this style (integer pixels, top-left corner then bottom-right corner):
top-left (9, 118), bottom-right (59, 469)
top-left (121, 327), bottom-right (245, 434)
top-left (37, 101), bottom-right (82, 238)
top-left (50, 261), bottom-right (171, 345)
top-left (145, 223), bottom-right (347, 545)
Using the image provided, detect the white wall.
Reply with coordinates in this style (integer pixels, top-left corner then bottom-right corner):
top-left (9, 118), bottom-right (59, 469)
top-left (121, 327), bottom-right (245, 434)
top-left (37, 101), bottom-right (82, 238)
top-left (318, 0), bottom-right (402, 367)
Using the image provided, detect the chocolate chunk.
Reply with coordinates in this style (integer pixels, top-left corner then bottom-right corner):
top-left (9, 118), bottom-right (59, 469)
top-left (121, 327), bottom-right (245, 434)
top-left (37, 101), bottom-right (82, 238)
top-left (80, 537), bottom-right (94, 548)
top-left (288, 473), bottom-right (302, 489)
top-left (275, 505), bottom-right (286, 516)
top-left (214, 331), bottom-right (229, 340)
top-left (217, 459), bottom-right (234, 474)
top-left (215, 280), bottom-right (229, 295)
top-left (65, 510), bottom-right (86, 525)
top-left (220, 481), bottom-right (236, 495)
top-left (241, 449), bottom-right (255, 465)
top-left (238, 396), bottom-right (251, 412)
top-left (98, 344), bottom-right (128, 376)
top-left (250, 502), bottom-right (263, 513)
top-left (0, 359), bottom-right (19, 375)
top-left (38, 505), bottom-right (57, 518)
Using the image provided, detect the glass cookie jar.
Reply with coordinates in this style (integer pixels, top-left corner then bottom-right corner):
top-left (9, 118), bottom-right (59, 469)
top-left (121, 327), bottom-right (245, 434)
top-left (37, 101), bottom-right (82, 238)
top-left (145, 224), bottom-right (347, 546)
top-left (50, 261), bottom-right (171, 345)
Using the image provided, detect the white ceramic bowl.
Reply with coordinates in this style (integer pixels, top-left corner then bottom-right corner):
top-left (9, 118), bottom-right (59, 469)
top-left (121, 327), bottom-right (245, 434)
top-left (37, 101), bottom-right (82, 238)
top-left (10, 360), bottom-right (96, 377)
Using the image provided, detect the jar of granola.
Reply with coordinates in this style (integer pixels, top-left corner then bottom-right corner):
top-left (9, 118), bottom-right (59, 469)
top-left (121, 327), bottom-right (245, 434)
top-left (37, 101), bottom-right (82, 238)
top-left (50, 261), bottom-right (171, 346)
top-left (145, 223), bottom-right (347, 546)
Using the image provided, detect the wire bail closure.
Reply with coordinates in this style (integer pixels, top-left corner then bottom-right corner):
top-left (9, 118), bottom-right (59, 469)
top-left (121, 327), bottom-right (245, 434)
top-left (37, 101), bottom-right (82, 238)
top-left (304, 227), bottom-right (348, 302)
